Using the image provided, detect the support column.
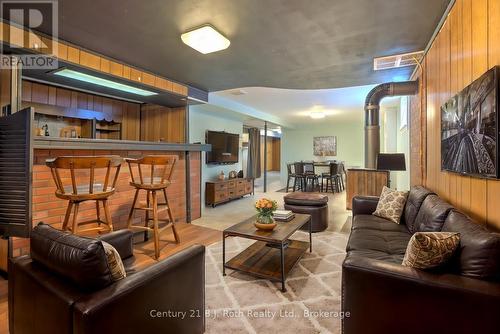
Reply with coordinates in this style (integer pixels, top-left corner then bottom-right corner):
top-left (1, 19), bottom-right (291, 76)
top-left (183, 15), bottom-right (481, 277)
top-left (185, 104), bottom-right (191, 223)
top-left (364, 107), bottom-right (380, 169)
top-left (263, 121), bottom-right (267, 193)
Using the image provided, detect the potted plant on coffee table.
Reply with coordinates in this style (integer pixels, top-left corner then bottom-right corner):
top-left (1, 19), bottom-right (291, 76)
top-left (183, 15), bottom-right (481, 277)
top-left (254, 198), bottom-right (278, 230)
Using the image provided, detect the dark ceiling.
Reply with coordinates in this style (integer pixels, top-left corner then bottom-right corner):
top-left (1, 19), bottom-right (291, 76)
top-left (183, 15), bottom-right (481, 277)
top-left (49, 0), bottom-right (450, 92)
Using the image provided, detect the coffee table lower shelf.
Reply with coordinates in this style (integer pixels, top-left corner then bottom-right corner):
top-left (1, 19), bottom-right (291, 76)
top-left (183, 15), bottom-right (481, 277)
top-left (224, 239), bottom-right (309, 290)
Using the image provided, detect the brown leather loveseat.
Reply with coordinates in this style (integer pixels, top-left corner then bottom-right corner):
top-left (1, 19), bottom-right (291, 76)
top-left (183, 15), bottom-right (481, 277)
top-left (342, 186), bottom-right (500, 334)
top-left (9, 223), bottom-right (205, 334)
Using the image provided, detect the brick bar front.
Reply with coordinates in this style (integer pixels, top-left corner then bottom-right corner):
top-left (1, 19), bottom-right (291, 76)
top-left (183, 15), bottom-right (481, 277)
top-left (12, 149), bottom-right (202, 257)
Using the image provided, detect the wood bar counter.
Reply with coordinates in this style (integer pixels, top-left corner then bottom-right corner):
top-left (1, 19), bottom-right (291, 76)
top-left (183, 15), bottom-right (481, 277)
top-left (26, 138), bottom-right (209, 254)
top-left (346, 168), bottom-right (389, 210)
top-left (2, 109), bottom-right (211, 257)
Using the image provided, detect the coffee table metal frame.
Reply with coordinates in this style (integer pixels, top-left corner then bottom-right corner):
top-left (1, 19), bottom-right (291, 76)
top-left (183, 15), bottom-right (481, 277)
top-left (222, 213), bottom-right (312, 292)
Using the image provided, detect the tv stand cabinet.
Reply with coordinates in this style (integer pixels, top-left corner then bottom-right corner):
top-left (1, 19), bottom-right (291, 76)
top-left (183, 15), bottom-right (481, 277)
top-left (206, 178), bottom-right (254, 207)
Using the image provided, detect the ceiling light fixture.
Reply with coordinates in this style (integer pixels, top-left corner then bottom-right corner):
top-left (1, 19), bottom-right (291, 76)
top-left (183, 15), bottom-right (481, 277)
top-left (309, 110), bottom-right (326, 119)
top-left (181, 25), bottom-right (230, 54)
top-left (53, 69), bottom-right (158, 96)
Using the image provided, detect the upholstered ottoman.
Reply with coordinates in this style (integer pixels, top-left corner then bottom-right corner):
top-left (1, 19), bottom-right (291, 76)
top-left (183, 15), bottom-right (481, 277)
top-left (284, 193), bottom-right (329, 232)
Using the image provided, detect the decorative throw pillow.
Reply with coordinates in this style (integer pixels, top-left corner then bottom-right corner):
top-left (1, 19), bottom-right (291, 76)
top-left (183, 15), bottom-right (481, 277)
top-left (402, 232), bottom-right (460, 269)
top-left (372, 186), bottom-right (409, 224)
top-left (101, 241), bottom-right (127, 281)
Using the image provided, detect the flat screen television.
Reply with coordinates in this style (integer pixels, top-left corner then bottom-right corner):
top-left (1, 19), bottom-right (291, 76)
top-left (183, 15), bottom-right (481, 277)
top-left (441, 66), bottom-right (500, 179)
top-left (205, 130), bottom-right (239, 164)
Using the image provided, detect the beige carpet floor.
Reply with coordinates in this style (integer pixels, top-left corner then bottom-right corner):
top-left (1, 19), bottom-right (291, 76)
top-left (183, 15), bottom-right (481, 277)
top-left (204, 230), bottom-right (349, 334)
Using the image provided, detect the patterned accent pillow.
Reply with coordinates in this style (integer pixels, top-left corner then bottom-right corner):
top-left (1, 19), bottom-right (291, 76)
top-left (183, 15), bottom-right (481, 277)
top-left (101, 241), bottom-right (127, 281)
top-left (372, 186), bottom-right (409, 224)
top-left (402, 232), bottom-right (460, 269)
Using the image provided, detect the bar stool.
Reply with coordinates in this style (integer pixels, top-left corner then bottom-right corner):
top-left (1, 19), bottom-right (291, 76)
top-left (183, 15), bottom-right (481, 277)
top-left (321, 162), bottom-right (341, 193)
top-left (286, 163), bottom-right (298, 192)
top-left (293, 162), bottom-right (306, 191)
top-left (338, 162), bottom-right (346, 191)
top-left (126, 155), bottom-right (179, 259)
top-left (46, 156), bottom-right (122, 235)
top-left (303, 161), bottom-right (320, 192)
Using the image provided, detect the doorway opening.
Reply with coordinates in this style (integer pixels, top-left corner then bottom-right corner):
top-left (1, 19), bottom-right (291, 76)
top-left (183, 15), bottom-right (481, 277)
top-left (242, 119), bottom-right (281, 193)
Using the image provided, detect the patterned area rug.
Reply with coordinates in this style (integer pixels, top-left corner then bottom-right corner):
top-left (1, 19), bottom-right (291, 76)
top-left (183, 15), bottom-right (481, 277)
top-left (205, 231), bottom-right (349, 334)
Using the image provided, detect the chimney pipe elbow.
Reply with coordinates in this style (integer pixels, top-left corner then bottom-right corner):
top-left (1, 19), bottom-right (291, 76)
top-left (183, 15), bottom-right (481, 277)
top-left (363, 80), bottom-right (419, 168)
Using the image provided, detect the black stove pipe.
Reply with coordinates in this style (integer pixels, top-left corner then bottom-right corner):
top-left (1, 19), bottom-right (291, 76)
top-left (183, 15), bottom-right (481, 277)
top-left (364, 80), bottom-right (419, 169)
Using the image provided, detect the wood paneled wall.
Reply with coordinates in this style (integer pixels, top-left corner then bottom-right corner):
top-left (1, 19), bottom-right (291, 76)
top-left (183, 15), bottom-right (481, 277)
top-left (21, 81), bottom-right (187, 144)
top-left (411, 0), bottom-right (500, 230)
top-left (0, 22), bottom-right (188, 97)
top-left (140, 104), bottom-right (186, 143)
top-left (22, 80), bottom-right (141, 140)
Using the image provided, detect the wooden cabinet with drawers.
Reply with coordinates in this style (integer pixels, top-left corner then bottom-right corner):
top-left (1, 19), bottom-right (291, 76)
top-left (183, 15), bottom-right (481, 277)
top-left (206, 178), bottom-right (254, 207)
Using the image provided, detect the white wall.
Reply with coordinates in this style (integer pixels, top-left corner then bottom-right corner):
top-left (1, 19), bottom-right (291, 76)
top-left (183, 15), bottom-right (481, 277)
top-left (380, 98), bottom-right (410, 190)
top-left (189, 104), bottom-right (245, 209)
top-left (280, 119), bottom-right (365, 185)
top-left (382, 106), bottom-right (399, 188)
top-left (396, 97), bottom-right (410, 190)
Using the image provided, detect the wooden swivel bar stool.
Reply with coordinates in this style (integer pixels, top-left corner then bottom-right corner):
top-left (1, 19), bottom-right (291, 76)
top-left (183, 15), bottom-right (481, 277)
top-left (46, 156), bottom-right (122, 234)
top-left (126, 155), bottom-right (180, 259)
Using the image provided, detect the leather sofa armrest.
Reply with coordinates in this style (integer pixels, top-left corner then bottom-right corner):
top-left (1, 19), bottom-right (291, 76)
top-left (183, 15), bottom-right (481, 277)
top-left (351, 196), bottom-right (379, 216)
top-left (342, 255), bottom-right (500, 334)
top-left (73, 245), bottom-right (205, 334)
top-left (9, 256), bottom-right (85, 334)
top-left (98, 229), bottom-right (134, 259)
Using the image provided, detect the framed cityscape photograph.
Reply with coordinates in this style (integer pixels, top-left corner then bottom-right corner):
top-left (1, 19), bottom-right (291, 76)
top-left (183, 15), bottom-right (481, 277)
top-left (441, 66), bottom-right (499, 179)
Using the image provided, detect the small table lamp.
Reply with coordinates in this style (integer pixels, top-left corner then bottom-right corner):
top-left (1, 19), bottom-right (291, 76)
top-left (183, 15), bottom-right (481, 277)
top-left (376, 153), bottom-right (406, 188)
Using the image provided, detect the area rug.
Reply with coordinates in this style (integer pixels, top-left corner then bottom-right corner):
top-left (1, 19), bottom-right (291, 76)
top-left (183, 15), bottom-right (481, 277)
top-left (205, 230), bottom-right (349, 334)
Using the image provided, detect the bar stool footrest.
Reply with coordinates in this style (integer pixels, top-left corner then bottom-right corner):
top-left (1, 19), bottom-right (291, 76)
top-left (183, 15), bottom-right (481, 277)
top-left (129, 223), bottom-right (177, 236)
top-left (76, 219), bottom-right (111, 226)
top-left (72, 226), bottom-right (112, 234)
top-left (145, 218), bottom-right (172, 222)
top-left (134, 204), bottom-right (169, 213)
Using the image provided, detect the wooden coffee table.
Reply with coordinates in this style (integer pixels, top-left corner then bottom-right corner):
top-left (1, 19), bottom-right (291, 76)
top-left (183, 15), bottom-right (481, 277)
top-left (222, 213), bottom-right (312, 292)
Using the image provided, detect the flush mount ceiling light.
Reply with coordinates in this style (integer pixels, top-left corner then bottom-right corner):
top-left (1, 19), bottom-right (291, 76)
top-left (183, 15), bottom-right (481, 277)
top-left (309, 110), bottom-right (326, 119)
top-left (53, 69), bottom-right (158, 96)
top-left (181, 25), bottom-right (230, 54)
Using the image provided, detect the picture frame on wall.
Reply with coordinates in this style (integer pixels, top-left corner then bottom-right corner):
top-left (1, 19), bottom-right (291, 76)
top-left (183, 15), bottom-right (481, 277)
top-left (313, 136), bottom-right (337, 156)
top-left (441, 66), bottom-right (499, 179)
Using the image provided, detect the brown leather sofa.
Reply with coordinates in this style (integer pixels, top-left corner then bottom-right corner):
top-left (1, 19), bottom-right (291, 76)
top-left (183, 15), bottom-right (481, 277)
top-left (284, 192), bottom-right (328, 232)
top-left (9, 223), bottom-right (205, 334)
top-left (342, 186), bottom-right (500, 334)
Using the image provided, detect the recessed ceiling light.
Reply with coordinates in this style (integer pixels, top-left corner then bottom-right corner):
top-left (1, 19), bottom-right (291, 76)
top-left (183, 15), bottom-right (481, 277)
top-left (53, 69), bottom-right (158, 96)
top-left (181, 25), bottom-right (230, 54)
